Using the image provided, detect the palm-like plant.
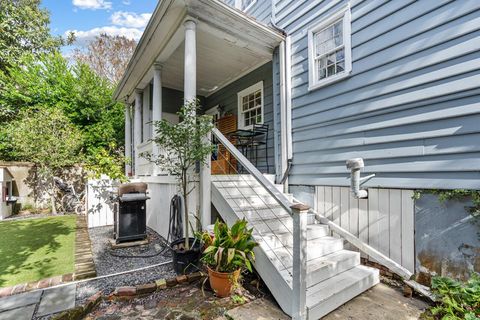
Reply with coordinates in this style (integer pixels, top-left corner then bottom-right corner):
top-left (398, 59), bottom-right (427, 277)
top-left (201, 219), bottom-right (258, 273)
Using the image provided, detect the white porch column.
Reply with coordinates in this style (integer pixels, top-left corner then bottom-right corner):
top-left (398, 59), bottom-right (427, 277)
top-left (184, 19), bottom-right (197, 104)
top-left (152, 63), bottom-right (163, 175)
top-left (134, 89), bottom-right (143, 176)
top-left (124, 105), bottom-right (132, 176)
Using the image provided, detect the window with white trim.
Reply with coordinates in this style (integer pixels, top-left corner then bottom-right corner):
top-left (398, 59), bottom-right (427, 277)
top-left (235, 0), bottom-right (256, 12)
top-left (308, 6), bottom-right (352, 90)
top-left (237, 81), bottom-right (263, 129)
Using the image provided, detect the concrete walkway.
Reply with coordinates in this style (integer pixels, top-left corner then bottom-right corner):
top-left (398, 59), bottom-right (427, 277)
top-left (223, 283), bottom-right (430, 320)
top-left (0, 284), bottom-right (76, 320)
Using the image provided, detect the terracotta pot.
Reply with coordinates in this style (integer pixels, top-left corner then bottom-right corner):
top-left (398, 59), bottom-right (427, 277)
top-left (207, 267), bottom-right (241, 297)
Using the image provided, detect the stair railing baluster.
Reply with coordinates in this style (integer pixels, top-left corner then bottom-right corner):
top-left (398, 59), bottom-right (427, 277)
top-left (291, 204), bottom-right (309, 320)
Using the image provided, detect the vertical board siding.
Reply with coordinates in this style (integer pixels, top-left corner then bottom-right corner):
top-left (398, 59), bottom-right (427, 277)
top-left (145, 180), bottom-right (198, 241)
top-left (205, 62), bottom-right (275, 174)
top-left (274, 0), bottom-right (480, 189)
top-left (315, 186), bottom-right (415, 272)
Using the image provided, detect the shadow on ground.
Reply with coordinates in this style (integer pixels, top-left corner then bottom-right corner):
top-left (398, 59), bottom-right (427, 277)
top-left (0, 216), bottom-right (76, 287)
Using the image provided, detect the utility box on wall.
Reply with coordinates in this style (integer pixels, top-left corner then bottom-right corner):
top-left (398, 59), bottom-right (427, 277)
top-left (0, 167), bottom-right (15, 220)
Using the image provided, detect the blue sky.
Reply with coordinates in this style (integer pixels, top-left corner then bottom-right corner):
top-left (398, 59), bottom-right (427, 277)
top-left (41, 0), bottom-right (157, 53)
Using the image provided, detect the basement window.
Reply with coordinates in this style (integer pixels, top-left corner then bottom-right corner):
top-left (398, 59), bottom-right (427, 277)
top-left (237, 81), bottom-right (263, 130)
top-left (235, 0), bottom-right (256, 12)
top-left (308, 5), bottom-right (352, 91)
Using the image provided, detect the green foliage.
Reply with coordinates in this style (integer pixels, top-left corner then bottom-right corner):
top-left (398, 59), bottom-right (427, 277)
top-left (145, 100), bottom-right (214, 248)
top-left (200, 219), bottom-right (258, 273)
top-left (0, 52), bottom-right (126, 179)
top-left (5, 107), bottom-right (83, 169)
top-left (85, 146), bottom-right (128, 182)
top-left (0, 0), bottom-right (68, 74)
top-left (425, 274), bottom-right (480, 320)
top-left (146, 100), bottom-right (214, 178)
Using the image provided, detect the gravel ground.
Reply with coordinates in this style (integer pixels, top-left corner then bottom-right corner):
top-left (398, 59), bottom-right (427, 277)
top-left (89, 226), bottom-right (173, 276)
top-left (75, 263), bottom-right (176, 305)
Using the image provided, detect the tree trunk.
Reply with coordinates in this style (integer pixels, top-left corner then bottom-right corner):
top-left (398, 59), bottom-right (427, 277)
top-left (183, 170), bottom-right (189, 250)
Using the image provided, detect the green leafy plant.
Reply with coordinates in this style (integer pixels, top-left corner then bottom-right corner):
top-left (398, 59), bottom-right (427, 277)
top-left (426, 274), bottom-right (480, 320)
top-left (143, 100), bottom-right (214, 249)
top-left (200, 219), bottom-right (258, 273)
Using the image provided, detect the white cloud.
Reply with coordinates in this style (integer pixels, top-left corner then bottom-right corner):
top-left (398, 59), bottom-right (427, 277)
top-left (111, 11), bottom-right (152, 28)
top-left (72, 0), bottom-right (112, 10)
top-left (67, 26), bottom-right (142, 46)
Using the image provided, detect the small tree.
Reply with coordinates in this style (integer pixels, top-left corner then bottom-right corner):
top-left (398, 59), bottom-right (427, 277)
top-left (6, 107), bottom-right (83, 211)
top-left (144, 101), bottom-right (214, 249)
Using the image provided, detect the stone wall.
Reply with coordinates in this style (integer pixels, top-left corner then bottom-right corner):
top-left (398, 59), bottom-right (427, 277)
top-left (0, 161), bottom-right (86, 211)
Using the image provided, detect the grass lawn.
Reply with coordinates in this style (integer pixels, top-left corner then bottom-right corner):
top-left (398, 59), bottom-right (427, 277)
top-left (0, 215), bottom-right (77, 288)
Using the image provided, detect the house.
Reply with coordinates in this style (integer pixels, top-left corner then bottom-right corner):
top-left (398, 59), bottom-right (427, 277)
top-left (115, 0), bottom-right (480, 318)
top-left (0, 167), bottom-right (14, 220)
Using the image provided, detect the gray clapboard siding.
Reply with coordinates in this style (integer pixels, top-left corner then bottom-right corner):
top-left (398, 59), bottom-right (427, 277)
top-left (223, 0), bottom-right (272, 24)
top-left (272, 0), bottom-right (480, 189)
top-left (315, 186), bottom-right (415, 273)
top-left (205, 62), bottom-right (275, 174)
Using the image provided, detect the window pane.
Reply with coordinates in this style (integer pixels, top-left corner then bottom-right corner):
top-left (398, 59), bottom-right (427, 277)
top-left (336, 49), bottom-right (344, 61)
top-left (337, 60), bottom-right (345, 73)
top-left (326, 53), bottom-right (336, 66)
top-left (317, 62), bottom-right (326, 80)
top-left (327, 64), bottom-right (336, 77)
top-left (334, 20), bottom-right (343, 36)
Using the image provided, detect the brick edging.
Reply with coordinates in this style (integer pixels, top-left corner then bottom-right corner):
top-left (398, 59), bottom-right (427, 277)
top-left (111, 271), bottom-right (206, 299)
top-left (51, 272), bottom-right (207, 320)
top-left (0, 273), bottom-right (74, 298)
top-left (74, 215), bottom-right (96, 280)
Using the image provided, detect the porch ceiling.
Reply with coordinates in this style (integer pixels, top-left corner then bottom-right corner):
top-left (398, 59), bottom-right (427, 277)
top-left (114, 0), bottom-right (285, 103)
top-left (161, 27), bottom-right (273, 96)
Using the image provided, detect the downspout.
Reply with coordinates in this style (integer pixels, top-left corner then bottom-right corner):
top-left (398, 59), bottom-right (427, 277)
top-left (271, 3), bottom-right (293, 193)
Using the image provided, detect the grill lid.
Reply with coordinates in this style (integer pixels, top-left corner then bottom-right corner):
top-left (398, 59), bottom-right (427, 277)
top-left (119, 193), bottom-right (150, 202)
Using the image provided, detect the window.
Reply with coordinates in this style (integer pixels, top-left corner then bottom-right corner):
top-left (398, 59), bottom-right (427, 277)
top-left (308, 5), bottom-right (352, 90)
top-left (235, 0), bottom-right (256, 12)
top-left (237, 81), bottom-right (263, 129)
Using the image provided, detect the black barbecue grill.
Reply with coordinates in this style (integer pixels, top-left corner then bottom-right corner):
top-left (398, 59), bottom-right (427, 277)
top-left (113, 182), bottom-right (150, 243)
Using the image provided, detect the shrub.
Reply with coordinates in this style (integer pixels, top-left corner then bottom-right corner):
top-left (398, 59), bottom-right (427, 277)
top-left (426, 274), bottom-right (480, 320)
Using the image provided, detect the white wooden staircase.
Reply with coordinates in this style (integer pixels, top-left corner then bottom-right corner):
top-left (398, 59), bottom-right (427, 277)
top-left (211, 174), bottom-right (379, 319)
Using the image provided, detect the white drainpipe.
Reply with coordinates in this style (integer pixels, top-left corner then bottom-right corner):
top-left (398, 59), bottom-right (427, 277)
top-left (346, 158), bottom-right (375, 199)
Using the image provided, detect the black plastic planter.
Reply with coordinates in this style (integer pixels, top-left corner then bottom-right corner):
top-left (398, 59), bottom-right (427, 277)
top-left (171, 237), bottom-right (202, 275)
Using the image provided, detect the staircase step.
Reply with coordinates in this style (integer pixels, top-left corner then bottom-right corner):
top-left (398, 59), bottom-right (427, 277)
top-left (259, 224), bottom-right (330, 249)
top-left (306, 265), bottom-right (379, 319)
top-left (262, 236), bottom-right (344, 271)
top-left (281, 250), bottom-right (360, 287)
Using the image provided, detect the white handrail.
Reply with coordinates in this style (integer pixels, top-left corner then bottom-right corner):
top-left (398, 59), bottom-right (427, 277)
top-left (211, 128), bottom-right (294, 215)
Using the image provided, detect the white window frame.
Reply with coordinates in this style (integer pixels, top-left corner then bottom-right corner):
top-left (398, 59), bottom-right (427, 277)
top-left (237, 81), bottom-right (264, 130)
top-left (235, 0), bottom-right (256, 12)
top-left (308, 5), bottom-right (352, 91)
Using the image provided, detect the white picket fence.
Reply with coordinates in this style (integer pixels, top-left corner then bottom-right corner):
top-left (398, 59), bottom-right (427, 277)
top-left (86, 179), bottom-right (116, 228)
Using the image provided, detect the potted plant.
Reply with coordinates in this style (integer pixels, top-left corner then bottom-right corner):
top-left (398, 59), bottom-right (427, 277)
top-left (144, 100), bottom-right (214, 274)
top-left (200, 219), bottom-right (258, 297)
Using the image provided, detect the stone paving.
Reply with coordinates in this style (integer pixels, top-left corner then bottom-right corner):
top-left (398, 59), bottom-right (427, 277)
top-left (0, 284), bottom-right (76, 320)
top-left (85, 283), bottom-right (255, 320)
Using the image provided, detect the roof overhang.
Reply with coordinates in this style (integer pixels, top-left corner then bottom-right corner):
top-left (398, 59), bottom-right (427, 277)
top-left (114, 0), bottom-right (285, 103)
